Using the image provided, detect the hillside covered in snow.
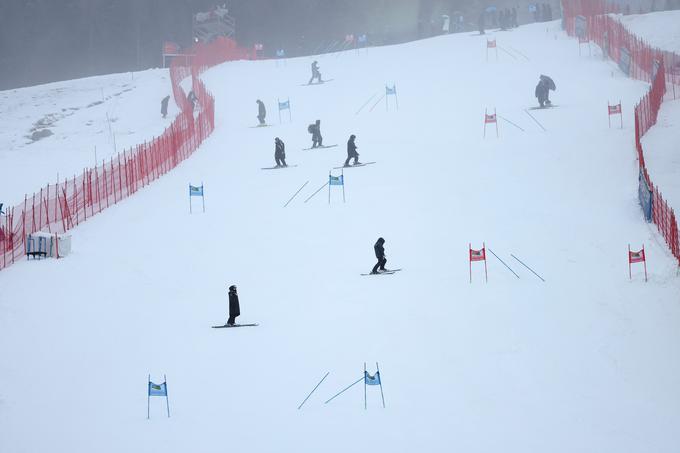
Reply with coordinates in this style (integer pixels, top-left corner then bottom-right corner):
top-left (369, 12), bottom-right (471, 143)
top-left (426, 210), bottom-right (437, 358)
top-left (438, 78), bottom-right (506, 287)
top-left (1, 10), bottom-right (680, 453)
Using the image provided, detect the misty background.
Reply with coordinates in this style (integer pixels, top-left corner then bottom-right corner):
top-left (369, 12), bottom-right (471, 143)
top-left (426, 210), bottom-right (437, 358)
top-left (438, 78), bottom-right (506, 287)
top-left (0, 0), bottom-right (667, 90)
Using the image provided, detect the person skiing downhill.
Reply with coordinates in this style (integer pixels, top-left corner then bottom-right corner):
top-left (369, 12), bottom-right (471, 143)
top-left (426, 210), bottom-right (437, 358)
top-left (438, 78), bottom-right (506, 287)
top-left (308, 61), bottom-right (322, 84)
top-left (344, 134), bottom-right (361, 167)
top-left (535, 74), bottom-right (556, 108)
top-left (256, 99), bottom-right (266, 125)
top-left (370, 238), bottom-right (387, 274)
top-left (227, 285), bottom-right (240, 326)
top-left (308, 120), bottom-right (322, 148)
top-left (160, 95), bottom-right (170, 118)
top-left (274, 137), bottom-right (287, 167)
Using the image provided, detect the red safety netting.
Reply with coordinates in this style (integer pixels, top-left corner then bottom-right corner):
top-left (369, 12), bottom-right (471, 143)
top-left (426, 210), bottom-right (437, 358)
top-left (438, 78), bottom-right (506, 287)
top-left (1, 37), bottom-right (252, 271)
top-left (562, 0), bottom-right (680, 266)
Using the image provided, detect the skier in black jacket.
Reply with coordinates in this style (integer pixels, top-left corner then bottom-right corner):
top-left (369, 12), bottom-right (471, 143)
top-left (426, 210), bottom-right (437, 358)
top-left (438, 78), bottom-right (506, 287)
top-left (308, 61), bottom-right (322, 84)
top-left (227, 285), bottom-right (240, 326)
top-left (256, 99), bottom-right (266, 125)
top-left (160, 95), bottom-right (170, 118)
top-left (308, 120), bottom-right (322, 148)
top-left (371, 238), bottom-right (387, 274)
top-left (344, 134), bottom-right (361, 167)
top-left (535, 74), bottom-right (556, 108)
top-left (274, 137), bottom-right (287, 167)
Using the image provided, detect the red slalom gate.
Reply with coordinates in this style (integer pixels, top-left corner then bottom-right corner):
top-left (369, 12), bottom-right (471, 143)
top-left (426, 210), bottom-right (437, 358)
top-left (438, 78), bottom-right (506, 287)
top-left (562, 0), bottom-right (680, 269)
top-left (608, 101), bottom-right (622, 128)
top-left (483, 109), bottom-right (499, 138)
top-left (0, 37), bottom-right (252, 271)
top-left (628, 244), bottom-right (647, 281)
top-left (486, 39), bottom-right (498, 62)
top-left (469, 243), bottom-right (488, 283)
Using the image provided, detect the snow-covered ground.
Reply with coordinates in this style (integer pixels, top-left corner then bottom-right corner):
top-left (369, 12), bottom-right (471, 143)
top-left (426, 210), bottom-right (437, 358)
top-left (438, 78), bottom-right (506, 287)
top-left (642, 97), bottom-right (680, 213)
top-left (1, 19), bottom-right (680, 453)
top-left (616, 10), bottom-right (680, 53)
top-left (622, 10), bottom-right (680, 224)
top-left (0, 69), bottom-right (178, 205)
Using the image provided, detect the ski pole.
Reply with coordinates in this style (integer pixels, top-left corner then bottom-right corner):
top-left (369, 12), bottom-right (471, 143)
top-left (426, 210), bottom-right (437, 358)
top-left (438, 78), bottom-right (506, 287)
top-left (524, 109), bottom-right (547, 131)
top-left (283, 180), bottom-right (309, 207)
top-left (297, 372), bottom-right (329, 409)
top-left (324, 376), bottom-right (364, 404)
top-left (511, 254), bottom-right (545, 282)
top-left (304, 181), bottom-right (329, 203)
top-left (355, 93), bottom-right (378, 115)
top-left (497, 114), bottom-right (525, 132)
top-left (488, 248), bottom-right (520, 279)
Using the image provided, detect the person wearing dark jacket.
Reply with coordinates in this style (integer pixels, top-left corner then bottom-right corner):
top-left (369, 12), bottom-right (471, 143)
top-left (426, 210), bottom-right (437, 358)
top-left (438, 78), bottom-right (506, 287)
top-left (188, 90), bottom-right (198, 110)
top-left (160, 95), bottom-right (170, 118)
top-left (308, 61), bottom-right (322, 84)
top-left (227, 285), bottom-right (240, 326)
top-left (256, 99), bottom-right (266, 125)
top-left (274, 137), bottom-right (287, 167)
top-left (308, 120), bottom-right (322, 148)
top-left (344, 134), bottom-right (361, 167)
top-left (535, 74), bottom-right (556, 108)
top-left (371, 238), bottom-right (387, 274)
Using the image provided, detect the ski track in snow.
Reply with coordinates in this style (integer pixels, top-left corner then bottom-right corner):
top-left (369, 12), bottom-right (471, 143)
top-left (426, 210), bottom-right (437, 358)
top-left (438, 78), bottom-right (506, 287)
top-left (1, 18), bottom-right (680, 453)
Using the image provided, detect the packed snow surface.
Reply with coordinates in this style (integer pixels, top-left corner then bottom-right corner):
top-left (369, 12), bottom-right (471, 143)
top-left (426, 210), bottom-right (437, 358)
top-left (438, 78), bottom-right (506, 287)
top-left (2, 20), bottom-right (680, 453)
top-left (642, 97), bottom-right (680, 216)
top-left (0, 69), bottom-right (178, 204)
top-left (616, 10), bottom-right (680, 53)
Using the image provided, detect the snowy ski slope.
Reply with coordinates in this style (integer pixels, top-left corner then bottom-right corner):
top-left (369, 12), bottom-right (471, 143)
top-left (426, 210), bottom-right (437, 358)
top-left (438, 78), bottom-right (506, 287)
top-left (0, 69), bottom-right (178, 204)
top-left (1, 18), bottom-right (680, 453)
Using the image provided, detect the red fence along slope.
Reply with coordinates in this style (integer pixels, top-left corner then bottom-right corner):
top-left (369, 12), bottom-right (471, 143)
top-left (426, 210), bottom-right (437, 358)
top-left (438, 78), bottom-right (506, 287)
top-left (562, 0), bottom-right (680, 266)
top-left (0, 38), bottom-right (253, 271)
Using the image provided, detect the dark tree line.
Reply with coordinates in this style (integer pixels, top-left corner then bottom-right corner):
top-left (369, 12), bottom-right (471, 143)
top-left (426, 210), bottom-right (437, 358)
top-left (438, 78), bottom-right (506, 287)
top-left (0, 0), bottom-right (465, 90)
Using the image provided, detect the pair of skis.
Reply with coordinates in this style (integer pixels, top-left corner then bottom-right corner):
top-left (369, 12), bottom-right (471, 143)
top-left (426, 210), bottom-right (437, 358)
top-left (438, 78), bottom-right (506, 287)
top-left (333, 162), bottom-right (376, 169)
top-left (261, 164), bottom-right (299, 170)
top-left (301, 144), bottom-right (338, 151)
top-left (360, 268), bottom-right (402, 276)
top-left (527, 104), bottom-right (558, 110)
top-left (212, 323), bottom-right (259, 329)
top-left (301, 79), bottom-right (334, 86)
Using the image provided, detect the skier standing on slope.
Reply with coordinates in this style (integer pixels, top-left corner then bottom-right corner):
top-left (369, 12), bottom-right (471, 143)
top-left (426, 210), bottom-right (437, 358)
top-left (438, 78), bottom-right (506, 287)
top-left (371, 238), bottom-right (387, 274)
top-left (160, 95), bottom-right (170, 118)
top-left (188, 90), bottom-right (198, 110)
top-left (308, 60), bottom-right (322, 84)
top-left (535, 74), bottom-right (556, 108)
top-left (344, 134), bottom-right (361, 167)
top-left (256, 99), bottom-right (266, 125)
top-left (227, 285), bottom-right (240, 326)
top-left (308, 120), bottom-right (323, 148)
top-left (274, 137), bottom-right (287, 167)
